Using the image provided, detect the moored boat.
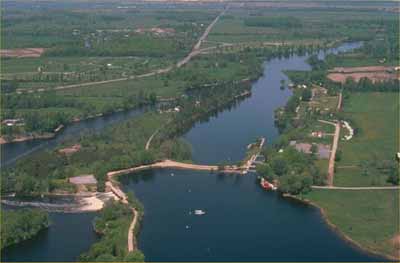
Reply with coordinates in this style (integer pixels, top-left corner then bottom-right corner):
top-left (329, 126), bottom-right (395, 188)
top-left (260, 178), bottom-right (277, 191)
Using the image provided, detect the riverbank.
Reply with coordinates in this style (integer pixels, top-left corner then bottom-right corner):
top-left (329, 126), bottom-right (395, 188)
top-left (1, 209), bottom-right (50, 250)
top-left (0, 132), bottom-right (55, 145)
top-left (255, 40), bottom-right (399, 260)
top-left (1, 192), bottom-right (118, 213)
top-left (283, 192), bottom-right (399, 261)
top-left (1, 41), bottom-right (384, 262)
top-left (0, 105), bottom-right (141, 145)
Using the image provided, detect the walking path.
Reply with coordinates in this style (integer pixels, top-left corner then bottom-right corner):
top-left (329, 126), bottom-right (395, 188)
top-left (105, 180), bottom-right (138, 252)
top-left (107, 159), bottom-right (241, 178)
top-left (128, 208), bottom-right (138, 252)
top-left (145, 129), bottom-right (160, 150)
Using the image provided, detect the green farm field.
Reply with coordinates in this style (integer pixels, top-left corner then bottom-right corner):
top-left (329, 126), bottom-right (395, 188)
top-left (304, 189), bottom-right (400, 259)
top-left (334, 92), bottom-right (399, 186)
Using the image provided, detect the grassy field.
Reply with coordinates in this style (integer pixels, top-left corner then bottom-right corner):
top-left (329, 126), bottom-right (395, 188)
top-left (304, 189), bottom-right (399, 259)
top-left (208, 8), bottom-right (397, 45)
top-left (0, 4), bottom-right (217, 95)
top-left (334, 92), bottom-right (399, 186)
top-left (1, 56), bottom-right (171, 75)
top-left (58, 76), bottom-right (185, 99)
top-left (325, 52), bottom-right (399, 68)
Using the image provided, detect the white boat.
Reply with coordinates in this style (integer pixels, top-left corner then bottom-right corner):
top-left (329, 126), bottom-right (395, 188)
top-left (194, 209), bottom-right (206, 215)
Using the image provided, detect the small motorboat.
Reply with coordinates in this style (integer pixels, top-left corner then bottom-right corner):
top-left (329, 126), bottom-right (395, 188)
top-left (194, 209), bottom-right (206, 215)
top-left (260, 178), bottom-right (277, 191)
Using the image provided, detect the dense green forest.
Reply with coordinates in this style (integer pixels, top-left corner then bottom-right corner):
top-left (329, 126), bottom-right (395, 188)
top-left (1, 209), bottom-right (50, 249)
top-left (257, 147), bottom-right (321, 195)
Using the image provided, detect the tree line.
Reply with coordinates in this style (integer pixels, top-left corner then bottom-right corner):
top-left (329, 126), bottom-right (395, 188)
top-left (1, 209), bottom-right (50, 249)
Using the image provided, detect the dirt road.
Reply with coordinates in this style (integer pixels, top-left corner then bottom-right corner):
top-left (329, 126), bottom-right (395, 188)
top-left (128, 208), bottom-right (138, 252)
top-left (327, 122), bottom-right (340, 186)
top-left (318, 119), bottom-right (339, 186)
top-left (337, 92), bottom-right (342, 110)
top-left (145, 129), bottom-right (159, 150)
top-left (312, 185), bottom-right (400, 190)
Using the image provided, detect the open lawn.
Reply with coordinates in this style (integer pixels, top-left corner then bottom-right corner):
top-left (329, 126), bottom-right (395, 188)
top-left (334, 92), bottom-right (399, 186)
top-left (304, 189), bottom-right (400, 259)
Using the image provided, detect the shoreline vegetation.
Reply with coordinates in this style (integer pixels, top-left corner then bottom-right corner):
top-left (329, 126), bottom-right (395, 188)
top-left (1, 2), bottom-right (399, 261)
top-left (2, 42), bottom-right (398, 261)
top-left (0, 209), bottom-right (50, 250)
top-left (261, 39), bottom-right (398, 259)
top-left (1, 41), bottom-right (327, 197)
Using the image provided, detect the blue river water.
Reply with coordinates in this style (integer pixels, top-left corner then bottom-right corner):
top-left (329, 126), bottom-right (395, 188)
top-left (119, 42), bottom-right (383, 262)
top-left (3, 42), bottom-right (384, 262)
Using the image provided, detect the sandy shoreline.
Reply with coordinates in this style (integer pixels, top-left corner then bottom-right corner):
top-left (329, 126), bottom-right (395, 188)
top-left (77, 192), bottom-right (119, 212)
top-left (1, 191), bottom-right (119, 213)
top-left (282, 193), bottom-right (399, 261)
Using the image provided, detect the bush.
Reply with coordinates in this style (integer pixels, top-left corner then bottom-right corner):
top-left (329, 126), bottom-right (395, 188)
top-left (124, 251), bottom-right (145, 262)
top-left (279, 173), bottom-right (312, 195)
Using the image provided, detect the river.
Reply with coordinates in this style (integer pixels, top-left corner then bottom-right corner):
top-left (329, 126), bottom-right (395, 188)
top-left (2, 42), bottom-right (383, 262)
top-left (1, 108), bottom-right (146, 167)
top-left (1, 212), bottom-right (98, 262)
top-left (119, 42), bottom-right (382, 262)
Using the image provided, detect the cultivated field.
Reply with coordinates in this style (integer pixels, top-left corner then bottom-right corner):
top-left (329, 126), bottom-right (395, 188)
top-left (327, 66), bottom-right (399, 83)
top-left (334, 92), bottom-right (399, 186)
top-left (0, 48), bottom-right (44, 58)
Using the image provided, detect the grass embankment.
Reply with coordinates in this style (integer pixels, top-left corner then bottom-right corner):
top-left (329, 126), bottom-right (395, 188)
top-left (304, 189), bottom-right (400, 259)
top-left (335, 92), bottom-right (399, 186)
top-left (273, 43), bottom-right (399, 259)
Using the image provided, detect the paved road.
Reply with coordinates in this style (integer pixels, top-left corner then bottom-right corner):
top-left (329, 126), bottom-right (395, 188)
top-left (21, 6), bottom-right (228, 94)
